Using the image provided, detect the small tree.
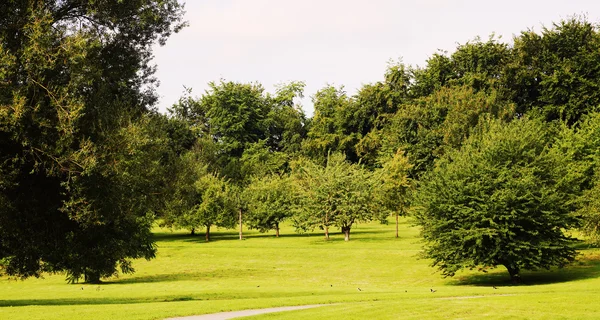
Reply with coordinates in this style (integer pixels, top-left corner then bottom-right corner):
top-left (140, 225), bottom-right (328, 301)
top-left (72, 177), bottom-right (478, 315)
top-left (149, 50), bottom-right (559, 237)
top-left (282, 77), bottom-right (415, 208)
top-left (415, 117), bottom-right (580, 283)
top-left (292, 153), bottom-right (377, 241)
top-left (377, 149), bottom-right (413, 238)
top-left (246, 174), bottom-right (297, 237)
top-left (162, 152), bottom-right (236, 241)
top-left (188, 174), bottom-right (236, 241)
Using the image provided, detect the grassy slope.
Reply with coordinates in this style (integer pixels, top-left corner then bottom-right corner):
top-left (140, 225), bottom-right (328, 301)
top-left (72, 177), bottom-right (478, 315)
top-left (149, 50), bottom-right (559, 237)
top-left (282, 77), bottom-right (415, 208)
top-left (0, 218), bottom-right (599, 320)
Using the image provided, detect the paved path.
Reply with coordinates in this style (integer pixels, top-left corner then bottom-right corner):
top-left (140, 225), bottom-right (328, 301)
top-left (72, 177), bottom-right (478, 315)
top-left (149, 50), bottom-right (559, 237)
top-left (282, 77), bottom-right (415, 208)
top-left (164, 304), bottom-right (329, 320)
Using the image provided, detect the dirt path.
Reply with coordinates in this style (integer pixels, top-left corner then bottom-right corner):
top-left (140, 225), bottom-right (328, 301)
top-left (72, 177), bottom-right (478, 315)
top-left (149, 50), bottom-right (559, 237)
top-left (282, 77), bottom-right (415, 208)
top-left (164, 304), bottom-right (329, 320)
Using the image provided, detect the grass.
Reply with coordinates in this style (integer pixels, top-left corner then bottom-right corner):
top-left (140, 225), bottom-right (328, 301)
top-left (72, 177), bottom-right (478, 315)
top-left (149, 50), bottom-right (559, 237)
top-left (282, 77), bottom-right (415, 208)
top-left (1, 218), bottom-right (600, 319)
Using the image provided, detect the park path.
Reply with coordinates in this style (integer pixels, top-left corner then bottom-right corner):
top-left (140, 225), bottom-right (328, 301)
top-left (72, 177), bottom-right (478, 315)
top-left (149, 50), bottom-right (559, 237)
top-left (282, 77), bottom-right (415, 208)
top-left (164, 304), bottom-right (329, 320)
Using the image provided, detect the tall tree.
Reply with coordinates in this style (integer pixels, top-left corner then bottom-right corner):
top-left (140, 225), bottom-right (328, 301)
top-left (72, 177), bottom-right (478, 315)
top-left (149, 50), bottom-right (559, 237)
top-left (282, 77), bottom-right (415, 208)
top-left (0, 1), bottom-right (185, 282)
top-left (414, 117), bottom-right (580, 283)
top-left (506, 17), bottom-right (600, 124)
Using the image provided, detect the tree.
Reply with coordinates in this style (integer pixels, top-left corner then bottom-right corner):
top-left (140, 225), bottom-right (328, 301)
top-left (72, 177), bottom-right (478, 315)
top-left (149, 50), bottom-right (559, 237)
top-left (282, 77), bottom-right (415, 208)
top-left (171, 81), bottom-right (308, 240)
top-left (506, 16), bottom-right (600, 124)
top-left (0, 1), bottom-right (185, 282)
top-left (161, 149), bottom-right (236, 241)
top-left (414, 117), bottom-right (580, 282)
top-left (379, 85), bottom-right (514, 178)
top-left (292, 153), bottom-right (377, 241)
top-left (246, 174), bottom-right (297, 237)
top-left (192, 174), bottom-right (236, 242)
top-left (556, 112), bottom-right (600, 245)
top-left (302, 86), bottom-right (359, 164)
top-left (376, 149), bottom-right (412, 238)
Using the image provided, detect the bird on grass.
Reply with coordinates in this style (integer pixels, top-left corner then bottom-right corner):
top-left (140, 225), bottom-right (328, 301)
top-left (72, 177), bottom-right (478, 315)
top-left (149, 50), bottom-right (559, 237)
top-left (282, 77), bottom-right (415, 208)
top-left (357, 288), bottom-right (362, 291)
top-left (493, 286), bottom-right (498, 290)
top-left (430, 289), bottom-right (436, 293)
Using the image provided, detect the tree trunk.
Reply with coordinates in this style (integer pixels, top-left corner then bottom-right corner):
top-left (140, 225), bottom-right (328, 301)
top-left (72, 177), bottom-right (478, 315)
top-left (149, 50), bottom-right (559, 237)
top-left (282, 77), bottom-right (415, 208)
top-left (395, 212), bottom-right (399, 238)
top-left (239, 208), bottom-right (243, 240)
top-left (504, 264), bottom-right (521, 284)
top-left (275, 222), bottom-right (280, 238)
top-left (205, 225), bottom-right (210, 242)
top-left (190, 228), bottom-right (195, 236)
top-left (84, 270), bottom-right (101, 284)
top-left (324, 212), bottom-right (329, 240)
top-left (342, 226), bottom-right (350, 241)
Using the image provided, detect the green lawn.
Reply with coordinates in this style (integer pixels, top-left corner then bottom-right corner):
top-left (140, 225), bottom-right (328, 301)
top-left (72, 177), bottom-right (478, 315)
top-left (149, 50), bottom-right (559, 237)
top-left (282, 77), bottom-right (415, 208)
top-left (1, 218), bottom-right (599, 319)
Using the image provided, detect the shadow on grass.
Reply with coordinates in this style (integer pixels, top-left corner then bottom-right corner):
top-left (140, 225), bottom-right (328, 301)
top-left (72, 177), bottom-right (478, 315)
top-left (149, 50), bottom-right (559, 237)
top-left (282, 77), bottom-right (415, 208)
top-left (0, 295), bottom-right (207, 307)
top-left (0, 290), bottom-right (320, 307)
top-left (450, 252), bottom-right (600, 286)
top-left (152, 228), bottom-right (391, 243)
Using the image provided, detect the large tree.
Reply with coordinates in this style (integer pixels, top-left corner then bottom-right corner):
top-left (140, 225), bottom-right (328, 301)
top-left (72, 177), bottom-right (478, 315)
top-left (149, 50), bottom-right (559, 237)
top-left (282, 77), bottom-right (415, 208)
top-left (0, 1), bottom-right (185, 282)
top-left (415, 117), bottom-right (581, 282)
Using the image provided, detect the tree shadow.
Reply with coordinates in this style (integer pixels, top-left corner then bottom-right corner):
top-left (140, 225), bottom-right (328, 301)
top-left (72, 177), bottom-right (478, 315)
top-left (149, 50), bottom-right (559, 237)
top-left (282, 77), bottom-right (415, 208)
top-left (449, 252), bottom-right (600, 286)
top-left (152, 231), bottom-right (244, 243)
top-left (152, 228), bottom-right (392, 243)
top-left (0, 295), bottom-right (207, 307)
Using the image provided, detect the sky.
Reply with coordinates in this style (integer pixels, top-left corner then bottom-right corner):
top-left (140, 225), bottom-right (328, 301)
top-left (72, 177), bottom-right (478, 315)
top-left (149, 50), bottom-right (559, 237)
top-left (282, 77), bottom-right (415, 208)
top-left (151, 0), bottom-right (600, 116)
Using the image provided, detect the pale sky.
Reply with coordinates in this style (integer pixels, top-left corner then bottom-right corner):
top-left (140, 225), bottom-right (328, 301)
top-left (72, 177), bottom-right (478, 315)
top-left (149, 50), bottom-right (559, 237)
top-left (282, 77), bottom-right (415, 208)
top-left (152, 0), bottom-right (600, 116)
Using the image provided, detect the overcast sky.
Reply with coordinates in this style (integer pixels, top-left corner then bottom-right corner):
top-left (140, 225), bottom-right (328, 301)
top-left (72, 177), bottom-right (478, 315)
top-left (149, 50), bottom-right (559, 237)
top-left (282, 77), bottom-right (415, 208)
top-left (151, 0), bottom-right (600, 116)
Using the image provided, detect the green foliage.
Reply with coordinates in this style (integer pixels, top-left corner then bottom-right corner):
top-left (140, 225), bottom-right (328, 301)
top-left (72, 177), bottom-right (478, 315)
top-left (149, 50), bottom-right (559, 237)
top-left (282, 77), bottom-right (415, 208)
top-left (415, 117), bottom-right (580, 281)
top-left (245, 174), bottom-right (298, 236)
top-left (0, 0), bottom-right (184, 282)
top-left (375, 149), bottom-right (412, 235)
top-left (170, 81), bottom-right (307, 184)
top-left (557, 112), bottom-right (600, 245)
top-left (161, 150), bottom-right (236, 240)
top-left (507, 16), bottom-right (600, 123)
top-left (379, 86), bottom-right (514, 178)
top-left (292, 153), bottom-right (378, 241)
top-left (302, 86), bottom-right (358, 164)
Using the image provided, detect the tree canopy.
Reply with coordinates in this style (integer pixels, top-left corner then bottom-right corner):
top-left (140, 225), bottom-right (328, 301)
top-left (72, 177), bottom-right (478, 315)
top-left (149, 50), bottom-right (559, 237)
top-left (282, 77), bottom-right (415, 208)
top-left (414, 117), bottom-right (581, 282)
top-left (0, 0), bottom-right (185, 282)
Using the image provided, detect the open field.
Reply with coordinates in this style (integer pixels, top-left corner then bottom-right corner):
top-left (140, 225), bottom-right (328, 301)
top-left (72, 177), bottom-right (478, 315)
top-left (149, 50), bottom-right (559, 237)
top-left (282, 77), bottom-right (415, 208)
top-left (1, 218), bottom-right (600, 320)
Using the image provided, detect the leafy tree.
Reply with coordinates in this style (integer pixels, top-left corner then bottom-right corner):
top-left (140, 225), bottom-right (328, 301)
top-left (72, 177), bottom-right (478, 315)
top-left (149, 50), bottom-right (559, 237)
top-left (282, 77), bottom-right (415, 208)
top-left (246, 174), bottom-right (297, 237)
top-left (162, 149), bottom-right (236, 241)
top-left (376, 149), bottom-right (412, 238)
top-left (292, 153), bottom-right (377, 241)
top-left (192, 174), bottom-right (236, 241)
top-left (302, 86), bottom-right (359, 164)
top-left (0, 0), bottom-right (184, 282)
top-left (415, 117), bottom-right (580, 282)
top-left (171, 81), bottom-right (308, 239)
top-left (556, 112), bottom-right (600, 245)
top-left (379, 86), bottom-right (514, 178)
top-left (506, 17), bottom-right (600, 124)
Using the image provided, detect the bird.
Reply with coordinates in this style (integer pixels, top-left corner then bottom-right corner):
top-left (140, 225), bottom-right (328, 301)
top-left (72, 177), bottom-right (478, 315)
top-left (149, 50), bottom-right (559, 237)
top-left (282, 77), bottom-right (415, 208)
top-left (430, 288), bottom-right (436, 293)
top-left (493, 286), bottom-right (498, 290)
top-left (405, 290), bottom-right (407, 293)
top-left (256, 285), bottom-right (260, 288)
top-left (357, 287), bottom-right (362, 291)
top-left (330, 284), bottom-right (333, 287)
